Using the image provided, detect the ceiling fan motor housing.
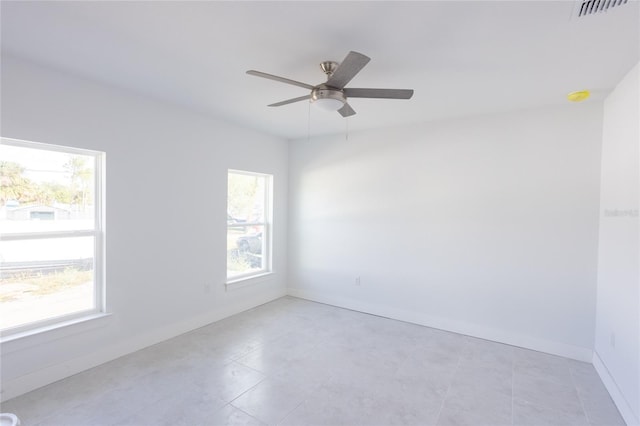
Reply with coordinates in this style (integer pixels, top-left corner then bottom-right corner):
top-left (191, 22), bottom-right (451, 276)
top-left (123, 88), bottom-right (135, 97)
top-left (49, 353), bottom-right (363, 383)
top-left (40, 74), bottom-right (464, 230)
top-left (311, 87), bottom-right (346, 104)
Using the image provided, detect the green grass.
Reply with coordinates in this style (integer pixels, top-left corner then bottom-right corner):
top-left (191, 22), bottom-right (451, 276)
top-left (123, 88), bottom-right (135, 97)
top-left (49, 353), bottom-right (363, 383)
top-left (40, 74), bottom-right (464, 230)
top-left (0, 268), bottom-right (92, 302)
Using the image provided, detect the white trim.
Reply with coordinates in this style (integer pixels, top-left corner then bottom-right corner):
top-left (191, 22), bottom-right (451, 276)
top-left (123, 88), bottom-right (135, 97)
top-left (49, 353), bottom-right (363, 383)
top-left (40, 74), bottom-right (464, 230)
top-left (593, 351), bottom-right (640, 426)
top-left (0, 307), bottom-right (106, 339)
top-left (264, 173), bottom-right (273, 272)
top-left (1, 313), bottom-right (112, 351)
top-left (94, 149), bottom-right (106, 313)
top-left (0, 229), bottom-right (97, 241)
top-left (226, 272), bottom-right (276, 291)
top-left (226, 170), bottom-right (273, 281)
top-left (0, 137), bottom-right (106, 335)
top-left (287, 287), bottom-right (594, 362)
top-left (226, 261), bottom-right (269, 283)
top-left (0, 137), bottom-right (102, 157)
top-left (228, 221), bottom-right (265, 228)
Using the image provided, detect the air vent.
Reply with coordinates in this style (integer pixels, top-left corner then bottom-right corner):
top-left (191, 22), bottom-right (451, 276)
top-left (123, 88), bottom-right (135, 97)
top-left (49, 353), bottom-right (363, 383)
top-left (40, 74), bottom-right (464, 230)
top-left (576, 0), bottom-right (629, 17)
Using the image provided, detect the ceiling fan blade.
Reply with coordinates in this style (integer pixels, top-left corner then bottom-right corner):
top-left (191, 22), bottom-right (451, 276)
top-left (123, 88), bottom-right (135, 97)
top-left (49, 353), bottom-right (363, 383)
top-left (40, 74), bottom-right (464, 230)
top-left (344, 88), bottom-right (414, 99)
top-left (246, 70), bottom-right (315, 90)
top-left (337, 103), bottom-right (356, 117)
top-left (268, 95), bottom-right (312, 107)
top-left (326, 51), bottom-right (371, 89)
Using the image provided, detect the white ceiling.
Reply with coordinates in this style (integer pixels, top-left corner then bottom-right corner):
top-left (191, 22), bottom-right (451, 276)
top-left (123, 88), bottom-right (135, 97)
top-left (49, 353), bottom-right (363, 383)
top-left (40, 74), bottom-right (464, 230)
top-left (1, 1), bottom-right (638, 140)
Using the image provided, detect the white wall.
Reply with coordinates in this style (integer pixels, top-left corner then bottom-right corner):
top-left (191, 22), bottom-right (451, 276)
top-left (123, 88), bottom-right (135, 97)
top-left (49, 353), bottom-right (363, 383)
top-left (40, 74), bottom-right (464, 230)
top-left (0, 55), bottom-right (288, 400)
top-left (594, 62), bottom-right (640, 425)
top-left (288, 103), bottom-right (603, 360)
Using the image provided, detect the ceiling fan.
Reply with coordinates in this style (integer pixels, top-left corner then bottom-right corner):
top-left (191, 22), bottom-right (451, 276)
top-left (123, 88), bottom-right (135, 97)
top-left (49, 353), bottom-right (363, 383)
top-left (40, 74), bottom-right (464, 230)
top-left (246, 51), bottom-right (414, 117)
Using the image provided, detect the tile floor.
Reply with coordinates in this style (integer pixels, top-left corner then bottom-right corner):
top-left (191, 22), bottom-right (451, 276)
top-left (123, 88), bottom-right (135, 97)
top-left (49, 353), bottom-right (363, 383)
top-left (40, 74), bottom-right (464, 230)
top-left (1, 297), bottom-right (626, 426)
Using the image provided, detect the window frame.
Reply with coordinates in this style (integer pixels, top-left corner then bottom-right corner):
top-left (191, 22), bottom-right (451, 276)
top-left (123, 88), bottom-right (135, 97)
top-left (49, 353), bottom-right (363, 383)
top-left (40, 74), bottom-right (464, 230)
top-left (226, 169), bottom-right (273, 283)
top-left (0, 137), bottom-right (106, 337)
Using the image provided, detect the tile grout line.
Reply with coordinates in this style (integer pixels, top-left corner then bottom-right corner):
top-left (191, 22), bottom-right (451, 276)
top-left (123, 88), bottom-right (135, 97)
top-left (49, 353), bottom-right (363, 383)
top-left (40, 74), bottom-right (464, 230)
top-left (233, 404), bottom-right (267, 426)
top-left (568, 363), bottom-right (593, 426)
top-left (230, 351), bottom-right (328, 425)
top-left (228, 376), bottom-right (268, 408)
top-left (433, 337), bottom-right (467, 425)
top-left (275, 398), bottom-right (306, 426)
top-left (276, 362), bottom-right (329, 426)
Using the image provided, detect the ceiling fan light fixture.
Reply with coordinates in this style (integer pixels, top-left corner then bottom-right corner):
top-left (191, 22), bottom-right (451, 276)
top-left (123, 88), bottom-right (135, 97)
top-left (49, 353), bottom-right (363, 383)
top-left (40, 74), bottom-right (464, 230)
top-left (311, 88), bottom-right (346, 111)
top-left (314, 97), bottom-right (344, 111)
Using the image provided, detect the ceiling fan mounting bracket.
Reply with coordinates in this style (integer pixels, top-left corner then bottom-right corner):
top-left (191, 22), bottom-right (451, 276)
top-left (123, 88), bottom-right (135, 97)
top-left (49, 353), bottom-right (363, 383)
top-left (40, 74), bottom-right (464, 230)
top-left (320, 61), bottom-right (339, 77)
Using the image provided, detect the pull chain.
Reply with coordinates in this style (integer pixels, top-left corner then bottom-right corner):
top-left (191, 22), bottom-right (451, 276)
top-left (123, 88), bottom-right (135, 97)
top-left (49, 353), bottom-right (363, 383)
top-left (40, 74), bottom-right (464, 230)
top-left (345, 116), bottom-right (349, 140)
top-left (307, 100), bottom-right (311, 142)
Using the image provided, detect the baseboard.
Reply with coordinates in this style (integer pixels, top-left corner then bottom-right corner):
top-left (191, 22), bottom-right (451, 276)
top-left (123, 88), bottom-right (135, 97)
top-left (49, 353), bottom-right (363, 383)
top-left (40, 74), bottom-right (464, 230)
top-left (287, 287), bottom-right (593, 362)
top-left (1, 290), bottom-right (286, 402)
top-left (593, 351), bottom-right (640, 426)
top-left (2, 286), bottom-right (595, 402)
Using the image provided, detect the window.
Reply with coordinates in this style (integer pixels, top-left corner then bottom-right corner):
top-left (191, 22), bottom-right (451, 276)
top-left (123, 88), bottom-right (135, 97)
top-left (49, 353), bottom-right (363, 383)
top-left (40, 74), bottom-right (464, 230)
top-left (0, 138), bottom-right (104, 334)
top-left (227, 170), bottom-right (272, 281)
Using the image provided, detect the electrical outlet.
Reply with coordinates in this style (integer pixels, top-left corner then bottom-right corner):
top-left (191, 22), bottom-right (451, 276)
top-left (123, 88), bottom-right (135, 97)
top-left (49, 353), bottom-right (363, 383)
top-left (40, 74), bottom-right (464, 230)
top-left (610, 332), bottom-right (616, 348)
top-left (204, 283), bottom-right (211, 294)
top-left (355, 276), bottom-right (361, 286)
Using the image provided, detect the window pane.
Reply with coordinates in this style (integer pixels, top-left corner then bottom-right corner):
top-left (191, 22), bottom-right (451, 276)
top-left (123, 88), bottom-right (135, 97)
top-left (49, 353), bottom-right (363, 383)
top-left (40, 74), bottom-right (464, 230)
top-left (227, 173), bottom-right (266, 223)
top-left (227, 225), bottom-right (265, 278)
top-left (0, 236), bottom-right (95, 330)
top-left (227, 170), bottom-right (271, 280)
top-left (1, 144), bottom-right (95, 233)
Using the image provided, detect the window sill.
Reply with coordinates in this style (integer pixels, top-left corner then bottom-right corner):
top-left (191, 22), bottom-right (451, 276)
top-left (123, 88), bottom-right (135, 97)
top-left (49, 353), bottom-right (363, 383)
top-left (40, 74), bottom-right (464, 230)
top-left (225, 272), bottom-right (275, 291)
top-left (0, 312), bottom-right (113, 353)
